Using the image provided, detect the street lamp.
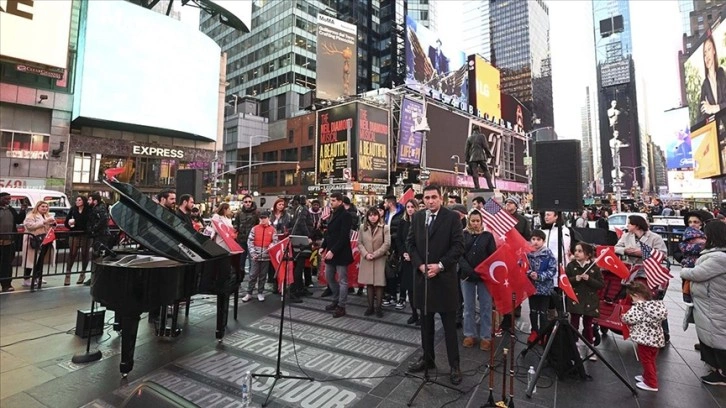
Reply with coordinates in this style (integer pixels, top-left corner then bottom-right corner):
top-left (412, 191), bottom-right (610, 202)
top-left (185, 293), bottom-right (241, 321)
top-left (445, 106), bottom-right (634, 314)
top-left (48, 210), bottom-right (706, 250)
top-left (248, 135), bottom-right (269, 192)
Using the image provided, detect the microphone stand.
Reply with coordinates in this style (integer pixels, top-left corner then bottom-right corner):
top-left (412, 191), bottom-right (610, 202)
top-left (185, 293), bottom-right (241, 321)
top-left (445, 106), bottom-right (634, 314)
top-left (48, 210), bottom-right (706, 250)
top-left (253, 240), bottom-right (313, 406)
top-left (71, 298), bottom-right (103, 364)
top-left (481, 309), bottom-right (497, 407)
top-left (406, 210), bottom-right (462, 406)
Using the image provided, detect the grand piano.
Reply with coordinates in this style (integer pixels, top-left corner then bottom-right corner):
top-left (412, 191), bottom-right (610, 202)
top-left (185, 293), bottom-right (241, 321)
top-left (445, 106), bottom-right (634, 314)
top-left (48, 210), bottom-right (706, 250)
top-left (91, 180), bottom-right (235, 376)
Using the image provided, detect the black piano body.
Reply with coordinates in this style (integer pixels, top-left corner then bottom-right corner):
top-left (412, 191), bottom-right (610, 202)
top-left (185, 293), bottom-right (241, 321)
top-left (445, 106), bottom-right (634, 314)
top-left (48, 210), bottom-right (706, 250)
top-left (91, 180), bottom-right (236, 376)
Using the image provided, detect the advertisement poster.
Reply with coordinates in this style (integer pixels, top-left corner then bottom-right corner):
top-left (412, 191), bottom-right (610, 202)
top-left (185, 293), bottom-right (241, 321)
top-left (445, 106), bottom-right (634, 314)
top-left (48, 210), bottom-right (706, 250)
top-left (500, 94), bottom-right (532, 132)
top-left (404, 15), bottom-right (468, 104)
top-left (684, 16), bottom-right (726, 128)
top-left (316, 103), bottom-right (356, 184)
top-left (355, 104), bottom-right (390, 184)
top-left (316, 14), bottom-right (357, 101)
top-left (667, 170), bottom-right (713, 194)
top-left (656, 107), bottom-right (693, 170)
top-left (598, 84), bottom-right (641, 190)
top-left (397, 98), bottom-right (425, 166)
top-left (691, 120), bottom-right (721, 179)
top-left (467, 55), bottom-right (501, 120)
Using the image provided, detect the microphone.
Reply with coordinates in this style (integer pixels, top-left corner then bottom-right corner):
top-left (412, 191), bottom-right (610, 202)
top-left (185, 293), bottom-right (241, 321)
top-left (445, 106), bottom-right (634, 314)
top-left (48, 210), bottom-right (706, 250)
top-left (425, 209), bottom-right (432, 226)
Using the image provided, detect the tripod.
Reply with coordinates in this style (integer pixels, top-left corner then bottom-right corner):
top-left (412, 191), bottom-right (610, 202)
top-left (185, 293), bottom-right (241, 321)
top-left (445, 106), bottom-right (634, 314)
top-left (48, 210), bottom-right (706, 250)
top-left (253, 240), bottom-right (313, 406)
top-left (406, 210), bottom-right (462, 406)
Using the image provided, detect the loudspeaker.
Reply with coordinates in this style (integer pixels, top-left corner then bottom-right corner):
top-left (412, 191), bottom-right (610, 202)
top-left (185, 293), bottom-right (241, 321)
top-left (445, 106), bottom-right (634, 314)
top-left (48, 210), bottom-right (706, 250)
top-left (176, 169), bottom-right (204, 200)
top-left (532, 140), bottom-right (582, 212)
top-left (75, 308), bottom-right (106, 338)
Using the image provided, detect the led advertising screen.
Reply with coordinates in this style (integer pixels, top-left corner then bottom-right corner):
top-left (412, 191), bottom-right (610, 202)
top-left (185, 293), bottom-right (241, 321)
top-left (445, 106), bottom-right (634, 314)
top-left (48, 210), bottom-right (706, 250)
top-left (354, 104), bottom-right (390, 184)
top-left (500, 94), bottom-right (532, 132)
top-left (667, 170), bottom-right (713, 194)
top-left (72, 1), bottom-right (221, 141)
top-left (426, 104), bottom-right (471, 171)
top-left (0, 0), bottom-right (72, 70)
top-left (691, 120), bottom-right (721, 179)
top-left (317, 102), bottom-right (356, 184)
top-left (316, 14), bottom-right (357, 100)
top-left (598, 84), bottom-right (641, 190)
top-left (397, 98), bottom-right (425, 166)
top-left (467, 55), bottom-right (501, 120)
top-left (684, 15), bottom-right (726, 128)
top-left (656, 107), bottom-right (693, 170)
top-left (405, 16), bottom-right (468, 104)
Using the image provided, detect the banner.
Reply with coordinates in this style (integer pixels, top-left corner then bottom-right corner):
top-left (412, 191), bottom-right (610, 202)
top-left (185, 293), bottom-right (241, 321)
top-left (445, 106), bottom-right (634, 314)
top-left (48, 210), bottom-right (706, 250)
top-left (317, 103), bottom-right (356, 184)
top-left (316, 14), bottom-right (357, 101)
top-left (657, 107), bottom-right (693, 170)
top-left (355, 104), bottom-right (389, 184)
top-left (467, 55), bottom-right (501, 120)
top-left (684, 15), bottom-right (726, 128)
top-left (397, 98), bottom-right (425, 166)
top-left (691, 120), bottom-right (721, 179)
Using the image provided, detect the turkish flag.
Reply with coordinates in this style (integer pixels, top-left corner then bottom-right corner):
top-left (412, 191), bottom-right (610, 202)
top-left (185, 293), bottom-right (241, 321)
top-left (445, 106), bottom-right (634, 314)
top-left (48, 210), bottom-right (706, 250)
top-left (318, 239), bottom-right (361, 287)
top-left (558, 265), bottom-right (579, 303)
top-left (505, 228), bottom-right (534, 253)
top-left (104, 167), bottom-right (126, 180)
top-left (475, 244), bottom-right (535, 314)
top-left (211, 219), bottom-right (244, 254)
top-left (614, 227), bottom-right (623, 239)
top-left (269, 238), bottom-right (294, 292)
top-left (595, 245), bottom-right (630, 279)
top-left (42, 228), bottom-right (56, 245)
top-left (398, 188), bottom-right (415, 205)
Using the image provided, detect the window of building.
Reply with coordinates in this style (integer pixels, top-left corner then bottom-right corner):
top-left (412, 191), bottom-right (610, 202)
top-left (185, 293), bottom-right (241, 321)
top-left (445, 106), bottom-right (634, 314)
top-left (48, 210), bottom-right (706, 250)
top-left (72, 153), bottom-right (94, 183)
top-left (262, 151), bottom-right (278, 161)
top-left (0, 131), bottom-right (50, 159)
top-left (262, 171), bottom-right (277, 186)
top-left (300, 146), bottom-right (313, 161)
top-left (282, 148), bottom-right (298, 161)
top-left (282, 170), bottom-right (296, 186)
top-left (307, 125), bottom-right (314, 140)
top-left (288, 129), bottom-right (294, 142)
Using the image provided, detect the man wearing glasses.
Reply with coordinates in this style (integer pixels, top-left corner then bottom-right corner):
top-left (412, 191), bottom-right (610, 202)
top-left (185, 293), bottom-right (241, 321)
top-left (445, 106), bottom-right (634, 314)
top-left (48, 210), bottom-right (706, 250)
top-left (234, 195), bottom-right (259, 282)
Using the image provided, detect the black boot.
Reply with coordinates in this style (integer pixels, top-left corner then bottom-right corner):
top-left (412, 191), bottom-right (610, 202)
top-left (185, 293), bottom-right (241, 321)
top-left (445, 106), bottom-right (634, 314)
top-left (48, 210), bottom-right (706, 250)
top-left (375, 286), bottom-right (384, 318)
top-left (321, 287), bottom-right (332, 297)
top-left (364, 285), bottom-right (375, 316)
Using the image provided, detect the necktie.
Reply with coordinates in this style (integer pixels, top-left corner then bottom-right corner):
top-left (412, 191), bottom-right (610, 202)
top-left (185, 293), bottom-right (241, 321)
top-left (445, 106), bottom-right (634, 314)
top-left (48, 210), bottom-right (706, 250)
top-left (428, 214), bottom-right (436, 234)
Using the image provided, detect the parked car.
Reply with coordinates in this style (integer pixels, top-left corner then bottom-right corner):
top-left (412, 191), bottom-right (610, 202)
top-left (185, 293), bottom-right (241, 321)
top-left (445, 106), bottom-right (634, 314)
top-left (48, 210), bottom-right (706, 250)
top-left (607, 212), bottom-right (648, 232)
top-left (6, 188), bottom-right (71, 232)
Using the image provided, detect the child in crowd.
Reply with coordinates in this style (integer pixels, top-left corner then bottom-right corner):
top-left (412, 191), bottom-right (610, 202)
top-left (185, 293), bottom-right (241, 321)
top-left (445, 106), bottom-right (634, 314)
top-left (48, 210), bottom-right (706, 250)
top-left (565, 242), bottom-right (604, 360)
top-left (244, 211), bottom-right (274, 303)
top-left (622, 281), bottom-right (668, 392)
top-left (526, 229), bottom-right (557, 345)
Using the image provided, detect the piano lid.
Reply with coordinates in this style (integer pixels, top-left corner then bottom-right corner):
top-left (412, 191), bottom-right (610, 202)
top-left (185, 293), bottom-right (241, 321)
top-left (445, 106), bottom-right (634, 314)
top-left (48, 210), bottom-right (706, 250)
top-left (104, 180), bottom-right (229, 263)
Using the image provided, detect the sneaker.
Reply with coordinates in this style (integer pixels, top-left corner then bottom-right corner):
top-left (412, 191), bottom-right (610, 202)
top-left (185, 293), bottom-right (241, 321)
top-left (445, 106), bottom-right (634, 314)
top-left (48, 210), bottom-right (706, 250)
top-left (407, 315), bottom-right (419, 325)
top-left (494, 327), bottom-right (503, 337)
top-left (321, 288), bottom-right (332, 297)
top-left (395, 300), bottom-right (406, 310)
top-left (701, 370), bottom-right (726, 386)
top-left (636, 381), bottom-right (658, 392)
top-left (462, 337), bottom-right (476, 348)
top-left (22, 279), bottom-right (31, 287)
top-left (382, 299), bottom-right (393, 307)
top-left (242, 294), bottom-right (252, 303)
top-left (356, 287), bottom-right (365, 296)
top-left (634, 375), bottom-right (644, 382)
top-left (257, 293), bottom-right (265, 302)
top-left (480, 339), bottom-right (492, 351)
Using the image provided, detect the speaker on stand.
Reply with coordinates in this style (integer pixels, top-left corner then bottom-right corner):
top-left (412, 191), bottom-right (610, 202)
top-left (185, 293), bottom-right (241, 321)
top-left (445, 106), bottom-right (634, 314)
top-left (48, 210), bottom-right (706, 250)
top-left (176, 169), bottom-right (204, 200)
top-left (532, 140), bottom-right (583, 212)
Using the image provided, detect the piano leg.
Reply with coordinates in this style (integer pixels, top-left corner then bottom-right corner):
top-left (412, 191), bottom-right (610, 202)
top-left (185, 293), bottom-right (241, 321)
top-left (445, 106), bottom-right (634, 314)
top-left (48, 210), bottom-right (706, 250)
top-left (185, 297), bottom-right (190, 317)
top-left (119, 313), bottom-right (140, 376)
top-left (216, 293), bottom-right (229, 341)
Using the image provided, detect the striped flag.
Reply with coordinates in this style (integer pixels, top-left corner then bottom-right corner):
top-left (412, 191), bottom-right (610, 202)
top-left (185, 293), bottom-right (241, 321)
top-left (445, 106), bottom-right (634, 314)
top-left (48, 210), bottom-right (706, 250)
top-left (640, 243), bottom-right (672, 289)
top-left (482, 198), bottom-right (517, 238)
top-left (321, 205), bottom-right (331, 220)
top-left (350, 230), bottom-right (359, 241)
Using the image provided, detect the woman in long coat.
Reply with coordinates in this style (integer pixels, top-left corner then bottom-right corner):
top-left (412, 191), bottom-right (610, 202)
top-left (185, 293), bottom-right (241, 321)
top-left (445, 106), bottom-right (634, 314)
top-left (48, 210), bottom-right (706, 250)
top-left (22, 201), bottom-right (57, 287)
top-left (358, 206), bottom-right (390, 317)
top-left (397, 199), bottom-right (418, 324)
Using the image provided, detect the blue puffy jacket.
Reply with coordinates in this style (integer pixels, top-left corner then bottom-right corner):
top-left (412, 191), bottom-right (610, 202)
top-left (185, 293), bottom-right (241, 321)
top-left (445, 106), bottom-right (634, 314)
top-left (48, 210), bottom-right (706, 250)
top-left (527, 246), bottom-right (557, 296)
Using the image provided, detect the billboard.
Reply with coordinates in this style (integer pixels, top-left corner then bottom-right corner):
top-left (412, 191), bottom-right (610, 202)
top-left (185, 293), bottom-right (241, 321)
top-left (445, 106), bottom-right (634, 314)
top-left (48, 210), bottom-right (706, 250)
top-left (691, 120), bottom-right (721, 179)
top-left (500, 94), bottom-right (532, 132)
top-left (599, 59), bottom-right (631, 88)
top-left (397, 98), bottom-right (425, 166)
top-left (684, 15), bottom-right (726, 128)
top-left (405, 16), bottom-right (468, 104)
top-left (0, 0), bottom-right (72, 69)
top-left (317, 103), bottom-right (356, 184)
top-left (355, 104), bottom-right (390, 184)
top-left (655, 107), bottom-right (693, 170)
top-left (316, 14), bottom-right (357, 100)
top-left (667, 170), bottom-right (713, 194)
top-left (73, 1), bottom-right (220, 141)
top-left (426, 104), bottom-right (471, 171)
top-left (598, 84), bottom-right (641, 190)
top-left (467, 55), bottom-right (501, 120)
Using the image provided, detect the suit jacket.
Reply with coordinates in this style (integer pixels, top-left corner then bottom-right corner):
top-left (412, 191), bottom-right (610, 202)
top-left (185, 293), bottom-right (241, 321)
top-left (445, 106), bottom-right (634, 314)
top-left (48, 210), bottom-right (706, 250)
top-left (406, 206), bottom-right (464, 312)
top-left (428, 46), bottom-right (449, 74)
top-left (321, 206), bottom-right (353, 266)
top-left (465, 132), bottom-right (492, 163)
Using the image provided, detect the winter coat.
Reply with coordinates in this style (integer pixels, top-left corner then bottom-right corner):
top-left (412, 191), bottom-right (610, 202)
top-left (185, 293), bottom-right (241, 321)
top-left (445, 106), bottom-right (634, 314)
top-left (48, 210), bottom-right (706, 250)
top-left (458, 230), bottom-right (497, 282)
top-left (270, 211), bottom-right (291, 235)
top-left (87, 202), bottom-right (112, 249)
top-left (384, 203), bottom-right (404, 253)
top-left (397, 217), bottom-right (414, 291)
top-left (614, 230), bottom-right (667, 266)
top-left (678, 227), bottom-right (706, 268)
top-left (621, 300), bottom-right (668, 348)
top-left (680, 247), bottom-right (726, 350)
top-left (513, 211), bottom-right (532, 240)
top-left (357, 224), bottom-right (390, 286)
top-left (321, 206), bottom-right (354, 266)
top-left (289, 204), bottom-right (313, 238)
top-left (22, 212), bottom-right (56, 269)
top-left (64, 205), bottom-right (90, 233)
top-left (527, 246), bottom-right (557, 296)
top-left (565, 260), bottom-right (604, 317)
top-left (234, 203), bottom-right (259, 245)
top-left (247, 224), bottom-right (275, 261)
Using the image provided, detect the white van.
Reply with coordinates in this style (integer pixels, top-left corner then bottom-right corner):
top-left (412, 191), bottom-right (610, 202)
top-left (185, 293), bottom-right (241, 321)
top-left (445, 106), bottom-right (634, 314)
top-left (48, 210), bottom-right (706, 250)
top-left (3, 188), bottom-right (71, 227)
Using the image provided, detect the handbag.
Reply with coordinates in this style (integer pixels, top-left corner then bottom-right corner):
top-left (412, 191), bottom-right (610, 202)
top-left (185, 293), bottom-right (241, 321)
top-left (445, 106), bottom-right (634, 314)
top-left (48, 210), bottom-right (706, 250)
top-left (29, 234), bottom-right (45, 249)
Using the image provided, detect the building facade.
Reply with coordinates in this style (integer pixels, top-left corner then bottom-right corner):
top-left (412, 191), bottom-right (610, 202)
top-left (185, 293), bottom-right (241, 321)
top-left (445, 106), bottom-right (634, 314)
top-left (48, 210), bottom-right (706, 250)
top-left (460, 1), bottom-right (491, 61)
top-left (581, 87), bottom-right (595, 195)
top-left (490, 0), bottom-right (554, 128)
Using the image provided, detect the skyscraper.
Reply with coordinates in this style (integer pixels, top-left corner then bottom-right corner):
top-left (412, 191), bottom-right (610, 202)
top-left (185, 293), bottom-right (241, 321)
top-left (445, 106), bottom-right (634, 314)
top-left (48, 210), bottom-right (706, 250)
top-left (593, 0), bottom-right (642, 191)
top-left (581, 87), bottom-right (595, 194)
top-left (460, 1), bottom-right (491, 61)
top-left (490, 0), bottom-right (553, 128)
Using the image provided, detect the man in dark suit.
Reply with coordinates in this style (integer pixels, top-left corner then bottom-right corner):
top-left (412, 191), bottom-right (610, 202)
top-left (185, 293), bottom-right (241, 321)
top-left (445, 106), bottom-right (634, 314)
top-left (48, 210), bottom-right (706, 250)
top-left (406, 185), bottom-right (465, 385)
top-left (428, 38), bottom-right (449, 75)
top-left (321, 192), bottom-right (354, 318)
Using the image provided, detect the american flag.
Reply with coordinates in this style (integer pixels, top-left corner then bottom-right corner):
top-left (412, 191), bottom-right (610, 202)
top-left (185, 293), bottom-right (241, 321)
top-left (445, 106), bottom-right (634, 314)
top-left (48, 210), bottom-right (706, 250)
top-left (350, 230), bottom-right (359, 242)
top-left (321, 205), bottom-right (331, 220)
top-left (640, 243), bottom-right (672, 289)
top-left (482, 198), bottom-right (517, 238)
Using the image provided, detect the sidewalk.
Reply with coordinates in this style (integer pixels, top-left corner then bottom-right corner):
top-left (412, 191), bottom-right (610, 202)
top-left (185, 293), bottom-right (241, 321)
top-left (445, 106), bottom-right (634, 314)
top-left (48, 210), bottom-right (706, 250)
top-left (0, 267), bottom-right (723, 408)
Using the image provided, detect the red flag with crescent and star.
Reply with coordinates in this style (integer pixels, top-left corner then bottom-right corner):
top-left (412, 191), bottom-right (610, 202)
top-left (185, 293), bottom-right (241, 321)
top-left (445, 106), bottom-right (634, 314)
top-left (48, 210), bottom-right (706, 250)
top-left (269, 238), bottom-right (295, 292)
top-left (42, 228), bottom-right (56, 245)
top-left (211, 218), bottom-right (244, 254)
top-left (558, 265), bottom-right (579, 303)
top-left (595, 245), bottom-right (630, 279)
top-left (475, 243), bottom-right (535, 314)
top-left (317, 231), bottom-right (361, 287)
top-left (398, 188), bottom-right (415, 205)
